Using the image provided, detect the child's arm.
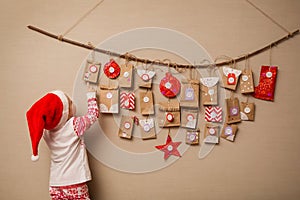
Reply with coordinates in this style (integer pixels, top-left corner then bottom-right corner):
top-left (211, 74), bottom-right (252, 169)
top-left (73, 92), bottom-right (99, 137)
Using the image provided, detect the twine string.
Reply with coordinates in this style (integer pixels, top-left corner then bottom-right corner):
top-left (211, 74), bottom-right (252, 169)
top-left (28, 0), bottom-right (299, 69)
top-left (269, 44), bottom-right (273, 66)
top-left (58, 0), bottom-right (105, 40)
top-left (246, 0), bottom-right (291, 36)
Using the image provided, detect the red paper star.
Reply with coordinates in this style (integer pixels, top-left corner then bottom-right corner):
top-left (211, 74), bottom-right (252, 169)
top-left (155, 135), bottom-right (182, 160)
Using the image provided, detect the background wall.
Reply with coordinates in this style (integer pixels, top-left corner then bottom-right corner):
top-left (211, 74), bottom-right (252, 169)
top-left (1, 0), bottom-right (300, 199)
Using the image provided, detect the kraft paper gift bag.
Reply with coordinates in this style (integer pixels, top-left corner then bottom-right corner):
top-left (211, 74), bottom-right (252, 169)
top-left (221, 123), bottom-right (238, 142)
top-left (186, 130), bottom-right (200, 145)
top-left (221, 66), bottom-right (242, 91)
top-left (240, 69), bottom-right (254, 94)
top-left (225, 97), bottom-right (241, 124)
top-left (83, 60), bottom-right (101, 84)
top-left (180, 79), bottom-right (200, 108)
top-left (120, 91), bottom-right (135, 110)
top-left (139, 90), bottom-right (155, 115)
top-left (158, 101), bottom-right (180, 128)
top-left (119, 62), bottom-right (133, 88)
top-left (118, 115), bottom-right (134, 139)
top-left (200, 77), bottom-right (219, 105)
top-left (139, 118), bottom-right (156, 140)
top-left (136, 67), bottom-right (156, 89)
top-left (180, 108), bottom-right (198, 129)
top-left (240, 101), bottom-right (255, 121)
top-left (203, 123), bottom-right (219, 144)
top-left (98, 86), bottom-right (119, 114)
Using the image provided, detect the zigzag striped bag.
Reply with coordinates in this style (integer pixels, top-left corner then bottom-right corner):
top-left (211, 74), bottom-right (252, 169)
top-left (120, 91), bottom-right (135, 110)
top-left (205, 106), bottom-right (223, 123)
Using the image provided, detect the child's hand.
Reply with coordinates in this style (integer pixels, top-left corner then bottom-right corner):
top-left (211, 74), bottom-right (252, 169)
top-left (87, 82), bottom-right (96, 92)
top-left (88, 86), bottom-right (96, 92)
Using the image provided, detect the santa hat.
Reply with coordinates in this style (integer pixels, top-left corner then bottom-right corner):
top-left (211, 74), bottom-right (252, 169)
top-left (26, 90), bottom-right (69, 162)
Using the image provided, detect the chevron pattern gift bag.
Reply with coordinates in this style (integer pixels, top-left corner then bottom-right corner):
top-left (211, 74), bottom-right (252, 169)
top-left (205, 106), bottom-right (222, 123)
top-left (120, 91), bottom-right (135, 110)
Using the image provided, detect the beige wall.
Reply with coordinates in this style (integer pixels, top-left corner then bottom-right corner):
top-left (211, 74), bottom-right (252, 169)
top-left (1, 0), bottom-right (300, 199)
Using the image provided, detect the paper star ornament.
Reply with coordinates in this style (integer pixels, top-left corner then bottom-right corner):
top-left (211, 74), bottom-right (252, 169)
top-left (155, 135), bottom-right (182, 160)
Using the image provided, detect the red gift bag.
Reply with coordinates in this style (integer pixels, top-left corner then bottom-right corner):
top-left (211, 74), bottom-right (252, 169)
top-left (253, 66), bottom-right (278, 101)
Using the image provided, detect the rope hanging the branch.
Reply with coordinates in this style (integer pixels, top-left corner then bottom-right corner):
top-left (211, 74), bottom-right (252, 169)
top-left (58, 0), bottom-right (105, 41)
top-left (246, 0), bottom-right (292, 35)
top-left (27, 0), bottom-right (299, 69)
top-left (27, 25), bottom-right (299, 69)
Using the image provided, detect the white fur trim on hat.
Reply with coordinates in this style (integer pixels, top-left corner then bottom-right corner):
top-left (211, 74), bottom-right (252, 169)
top-left (31, 154), bottom-right (40, 162)
top-left (50, 90), bottom-right (69, 130)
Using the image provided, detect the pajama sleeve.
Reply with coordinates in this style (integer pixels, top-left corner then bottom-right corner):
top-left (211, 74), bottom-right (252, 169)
top-left (73, 92), bottom-right (99, 137)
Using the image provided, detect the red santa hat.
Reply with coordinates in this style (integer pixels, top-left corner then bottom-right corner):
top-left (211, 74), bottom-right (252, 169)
top-left (26, 90), bottom-right (69, 161)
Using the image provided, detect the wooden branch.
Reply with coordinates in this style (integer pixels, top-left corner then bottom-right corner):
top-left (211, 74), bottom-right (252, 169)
top-left (27, 25), bottom-right (299, 68)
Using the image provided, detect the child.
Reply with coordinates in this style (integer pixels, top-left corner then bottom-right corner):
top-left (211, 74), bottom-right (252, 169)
top-left (26, 89), bottom-right (99, 200)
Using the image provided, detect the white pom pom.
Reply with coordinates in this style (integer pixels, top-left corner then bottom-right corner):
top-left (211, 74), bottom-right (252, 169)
top-left (31, 155), bottom-right (39, 162)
